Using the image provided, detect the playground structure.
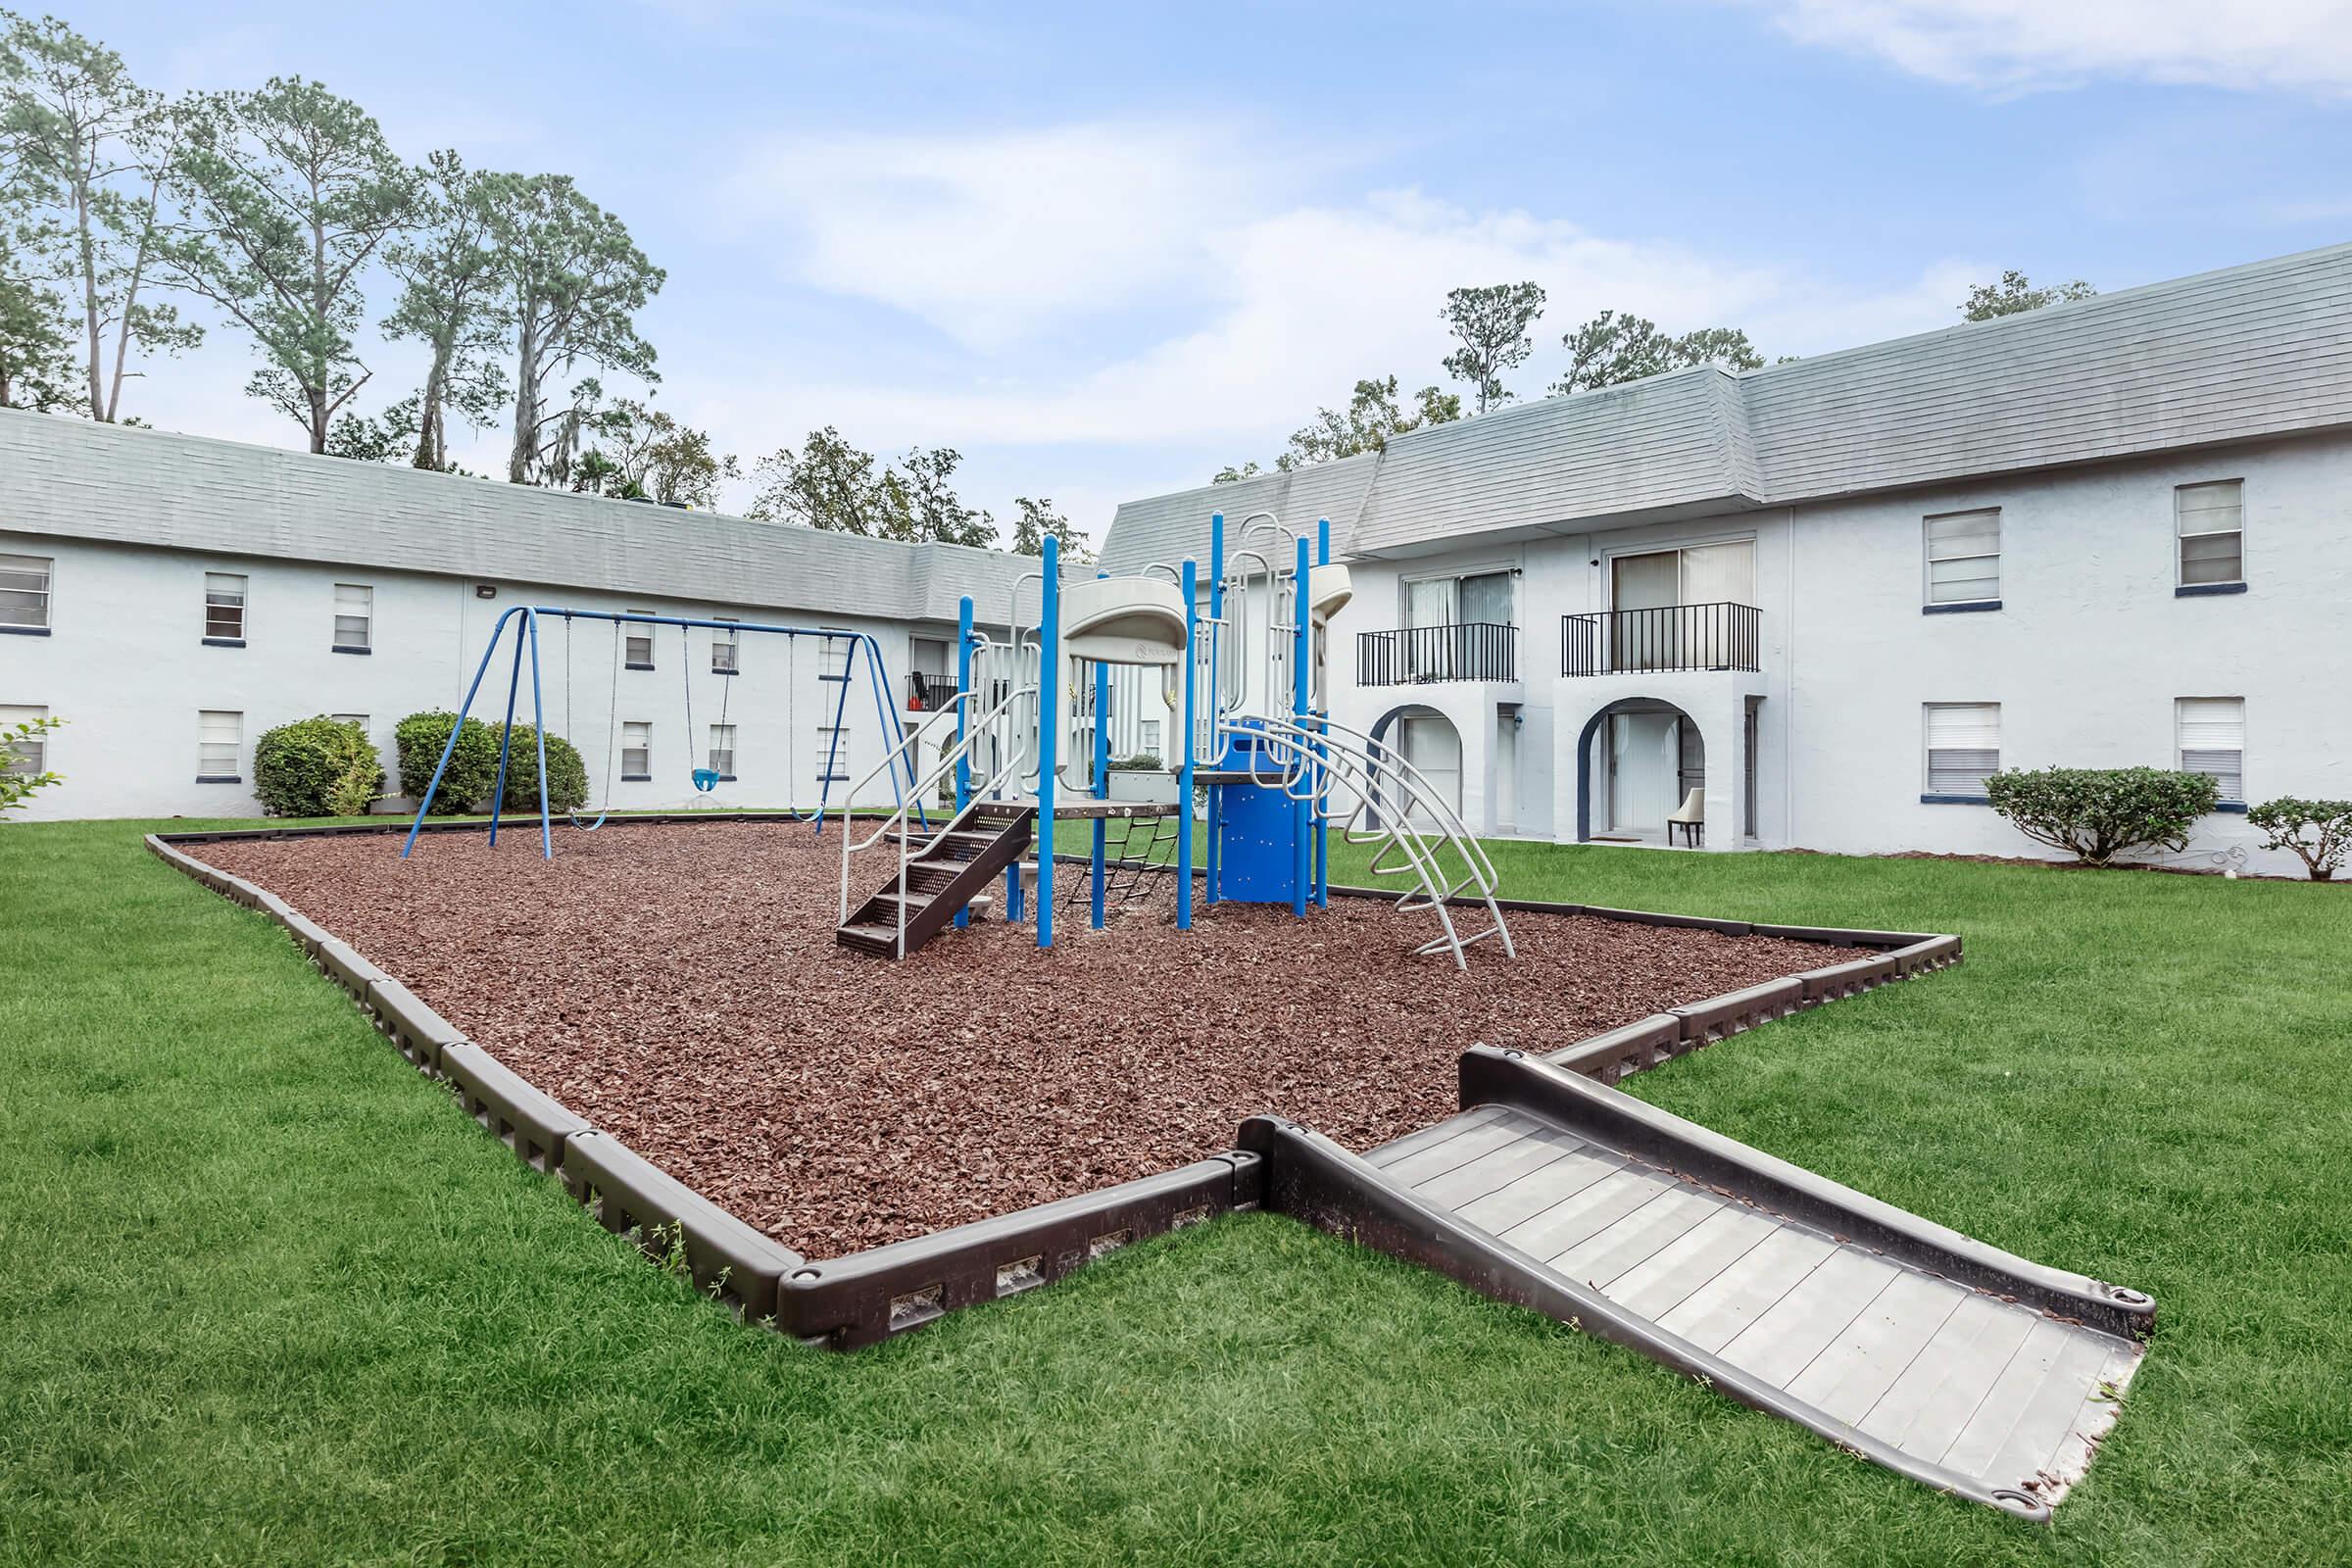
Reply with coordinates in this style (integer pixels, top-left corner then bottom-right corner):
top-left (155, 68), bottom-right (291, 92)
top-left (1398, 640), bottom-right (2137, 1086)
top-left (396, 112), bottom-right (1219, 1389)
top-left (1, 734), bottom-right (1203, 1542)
top-left (835, 514), bottom-right (1518, 965)
top-left (400, 607), bottom-right (920, 858)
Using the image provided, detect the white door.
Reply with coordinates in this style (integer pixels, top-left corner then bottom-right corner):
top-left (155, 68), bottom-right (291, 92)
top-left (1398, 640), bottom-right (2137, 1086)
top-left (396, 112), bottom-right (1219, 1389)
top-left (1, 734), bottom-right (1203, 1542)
top-left (1400, 713), bottom-right (1461, 830)
top-left (1494, 710), bottom-right (1517, 833)
top-left (1609, 710), bottom-right (1680, 835)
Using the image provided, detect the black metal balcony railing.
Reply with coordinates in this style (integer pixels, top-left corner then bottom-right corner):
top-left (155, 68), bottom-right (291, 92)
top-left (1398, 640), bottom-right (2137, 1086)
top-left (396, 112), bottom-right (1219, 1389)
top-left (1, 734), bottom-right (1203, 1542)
top-left (1562, 603), bottom-right (1762, 676)
top-left (1356, 622), bottom-right (1519, 687)
top-left (907, 671), bottom-right (958, 710)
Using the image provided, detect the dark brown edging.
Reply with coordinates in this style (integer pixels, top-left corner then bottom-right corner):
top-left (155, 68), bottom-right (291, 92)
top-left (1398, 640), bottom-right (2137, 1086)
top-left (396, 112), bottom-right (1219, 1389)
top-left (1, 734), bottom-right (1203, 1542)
top-left (148, 821), bottom-right (1967, 1348)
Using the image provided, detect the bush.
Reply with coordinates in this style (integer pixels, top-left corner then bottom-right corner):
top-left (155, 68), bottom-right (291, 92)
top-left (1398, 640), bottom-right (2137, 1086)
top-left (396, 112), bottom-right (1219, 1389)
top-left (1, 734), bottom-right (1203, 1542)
top-left (497, 727), bottom-right (590, 814)
top-left (1109, 753), bottom-right (1164, 771)
top-left (0, 713), bottom-right (66, 817)
top-left (1984, 766), bottom-right (2220, 866)
top-left (2247, 797), bottom-right (2352, 881)
top-left (255, 716), bottom-right (385, 818)
top-left (394, 710), bottom-right (501, 814)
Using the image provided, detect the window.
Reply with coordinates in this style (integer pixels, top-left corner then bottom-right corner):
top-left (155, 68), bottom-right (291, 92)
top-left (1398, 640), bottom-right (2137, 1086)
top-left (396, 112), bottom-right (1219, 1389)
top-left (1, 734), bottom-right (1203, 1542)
top-left (820, 628), bottom-right (854, 678)
top-left (2177, 481), bottom-right (2243, 589)
top-left (1141, 718), bottom-right (1162, 759)
top-left (332, 583), bottom-right (372, 652)
top-left (331, 712), bottom-right (368, 732)
top-left (0, 705), bottom-right (49, 774)
top-left (198, 710), bottom-right (242, 780)
top-left (204, 572), bottom-right (248, 642)
top-left (2178, 698), bottom-right (2245, 804)
top-left (709, 723), bottom-right (737, 777)
top-left (813, 724), bottom-right (849, 780)
top-left (624, 613), bottom-right (655, 669)
top-left (1924, 703), bottom-right (2000, 798)
top-left (711, 616), bottom-right (740, 673)
top-left (620, 721), bottom-right (651, 779)
top-left (1924, 510), bottom-right (2000, 608)
top-left (0, 553), bottom-right (51, 631)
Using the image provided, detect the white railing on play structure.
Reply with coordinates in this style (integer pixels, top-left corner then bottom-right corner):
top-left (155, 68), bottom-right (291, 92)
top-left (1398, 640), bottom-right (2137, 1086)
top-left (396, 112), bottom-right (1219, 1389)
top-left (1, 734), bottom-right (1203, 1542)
top-left (838, 668), bottom-right (1038, 957)
top-left (1221, 713), bottom-right (1516, 970)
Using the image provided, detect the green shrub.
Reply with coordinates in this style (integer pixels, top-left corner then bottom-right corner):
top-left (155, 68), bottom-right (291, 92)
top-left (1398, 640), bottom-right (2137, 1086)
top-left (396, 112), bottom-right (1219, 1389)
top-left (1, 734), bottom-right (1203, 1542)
top-left (255, 716), bottom-right (385, 818)
top-left (497, 727), bottom-right (590, 814)
top-left (1984, 766), bottom-right (2220, 866)
top-left (0, 713), bottom-right (66, 817)
top-left (394, 710), bottom-right (501, 814)
top-left (2247, 797), bottom-right (2352, 881)
top-left (1108, 753), bottom-right (1164, 771)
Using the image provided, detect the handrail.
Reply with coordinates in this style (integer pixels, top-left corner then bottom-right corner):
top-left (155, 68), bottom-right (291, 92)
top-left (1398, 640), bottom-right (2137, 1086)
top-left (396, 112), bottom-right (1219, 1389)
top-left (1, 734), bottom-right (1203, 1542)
top-left (839, 679), bottom-right (1038, 955)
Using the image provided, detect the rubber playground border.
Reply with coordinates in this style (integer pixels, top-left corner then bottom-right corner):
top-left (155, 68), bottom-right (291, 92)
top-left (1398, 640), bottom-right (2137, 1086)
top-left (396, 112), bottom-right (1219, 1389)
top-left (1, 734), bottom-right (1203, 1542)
top-left (146, 814), bottom-right (1962, 1349)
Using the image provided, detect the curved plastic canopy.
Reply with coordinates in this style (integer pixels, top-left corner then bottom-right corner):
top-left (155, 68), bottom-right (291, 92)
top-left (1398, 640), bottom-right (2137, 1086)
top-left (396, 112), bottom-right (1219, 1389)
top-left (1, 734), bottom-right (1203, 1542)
top-left (1060, 575), bottom-right (1188, 665)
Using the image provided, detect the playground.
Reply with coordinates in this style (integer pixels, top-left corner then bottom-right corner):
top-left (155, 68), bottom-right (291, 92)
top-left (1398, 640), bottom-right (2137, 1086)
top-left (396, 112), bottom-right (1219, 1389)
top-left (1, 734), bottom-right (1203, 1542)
top-left (191, 818), bottom-right (1859, 1255)
top-left (128, 513), bottom-right (2154, 1517)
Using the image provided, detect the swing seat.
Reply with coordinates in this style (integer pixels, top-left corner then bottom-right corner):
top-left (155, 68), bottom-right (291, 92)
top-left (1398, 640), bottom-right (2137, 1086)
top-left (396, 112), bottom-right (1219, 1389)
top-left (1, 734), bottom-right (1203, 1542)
top-left (692, 767), bottom-right (721, 793)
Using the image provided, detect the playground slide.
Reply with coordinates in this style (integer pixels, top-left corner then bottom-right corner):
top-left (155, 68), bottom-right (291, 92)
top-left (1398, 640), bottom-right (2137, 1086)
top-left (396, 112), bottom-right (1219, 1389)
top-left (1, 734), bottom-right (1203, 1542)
top-left (1241, 1047), bottom-right (2153, 1521)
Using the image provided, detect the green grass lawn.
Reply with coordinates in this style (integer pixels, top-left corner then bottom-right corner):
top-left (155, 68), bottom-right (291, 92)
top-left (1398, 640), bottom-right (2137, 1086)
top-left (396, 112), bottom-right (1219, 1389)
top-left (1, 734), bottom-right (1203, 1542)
top-left (5, 818), bottom-right (2350, 1566)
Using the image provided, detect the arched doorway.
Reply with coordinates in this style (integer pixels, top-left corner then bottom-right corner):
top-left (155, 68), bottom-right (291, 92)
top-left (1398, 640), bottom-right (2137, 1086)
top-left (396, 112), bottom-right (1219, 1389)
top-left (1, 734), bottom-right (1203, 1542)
top-left (1369, 704), bottom-right (1462, 830)
top-left (1573, 699), bottom-right (1704, 844)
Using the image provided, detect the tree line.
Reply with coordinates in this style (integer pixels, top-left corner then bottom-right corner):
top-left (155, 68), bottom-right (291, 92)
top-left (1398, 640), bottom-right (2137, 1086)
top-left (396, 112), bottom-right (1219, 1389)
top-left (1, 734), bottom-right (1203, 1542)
top-left (0, 12), bottom-right (1090, 556)
top-left (1215, 269), bottom-right (2095, 481)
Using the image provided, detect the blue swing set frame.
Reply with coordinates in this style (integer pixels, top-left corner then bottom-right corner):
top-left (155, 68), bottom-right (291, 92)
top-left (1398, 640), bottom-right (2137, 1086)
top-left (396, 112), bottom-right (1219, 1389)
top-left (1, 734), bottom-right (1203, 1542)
top-left (400, 604), bottom-right (921, 859)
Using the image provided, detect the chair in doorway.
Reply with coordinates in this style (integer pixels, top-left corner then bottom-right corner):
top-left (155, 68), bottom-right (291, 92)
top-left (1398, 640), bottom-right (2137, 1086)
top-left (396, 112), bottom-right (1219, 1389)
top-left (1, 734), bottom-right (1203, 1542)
top-left (1667, 788), bottom-right (1704, 848)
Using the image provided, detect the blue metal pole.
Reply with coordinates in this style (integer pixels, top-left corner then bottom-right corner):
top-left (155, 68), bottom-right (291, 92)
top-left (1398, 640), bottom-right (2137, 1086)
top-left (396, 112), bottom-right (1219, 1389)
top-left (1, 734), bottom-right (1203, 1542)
top-left (526, 609), bottom-right (553, 858)
top-left (1091, 573), bottom-right (1110, 931)
top-left (955, 595), bottom-right (974, 932)
top-left (1292, 535), bottom-right (1311, 918)
top-left (486, 612), bottom-right (527, 848)
top-left (1037, 536), bottom-right (1059, 950)
top-left (1178, 559), bottom-right (1197, 931)
top-left (403, 607), bottom-right (519, 858)
top-left (1206, 512), bottom-right (1224, 906)
top-left (1315, 516), bottom-right (1332, 908)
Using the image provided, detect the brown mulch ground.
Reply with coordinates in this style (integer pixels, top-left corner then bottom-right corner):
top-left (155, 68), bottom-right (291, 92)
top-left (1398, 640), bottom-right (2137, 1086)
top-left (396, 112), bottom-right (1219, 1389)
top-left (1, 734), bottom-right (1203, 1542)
top-left (198, 821), bottom-right (1860, 1258)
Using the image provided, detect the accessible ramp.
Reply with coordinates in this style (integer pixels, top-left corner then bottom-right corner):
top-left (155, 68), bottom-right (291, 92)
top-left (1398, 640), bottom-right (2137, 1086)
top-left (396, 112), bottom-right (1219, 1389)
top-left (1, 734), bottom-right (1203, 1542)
top-left (1240, 1046), bottom-right (2154, 1521)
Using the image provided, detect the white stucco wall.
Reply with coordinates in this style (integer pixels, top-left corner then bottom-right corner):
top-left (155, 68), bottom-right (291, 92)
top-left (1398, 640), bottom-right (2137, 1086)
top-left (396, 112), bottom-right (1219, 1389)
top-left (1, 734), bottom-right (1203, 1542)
top-left (0, 530), bottom-right (954, 822)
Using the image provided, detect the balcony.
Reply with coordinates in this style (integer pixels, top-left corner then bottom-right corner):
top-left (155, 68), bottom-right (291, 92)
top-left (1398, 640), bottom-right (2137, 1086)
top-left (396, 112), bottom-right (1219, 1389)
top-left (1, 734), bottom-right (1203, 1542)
top-left (1562, 603), bottom-right (1761, 677)
top-left (1356, 622), bottom-right (1518, 687)
top-left (907, 671), bottom-right (959, 710)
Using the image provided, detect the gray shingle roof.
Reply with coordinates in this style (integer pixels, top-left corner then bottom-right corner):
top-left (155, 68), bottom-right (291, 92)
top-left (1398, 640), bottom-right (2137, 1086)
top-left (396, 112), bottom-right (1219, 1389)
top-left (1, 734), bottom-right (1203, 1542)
top-left (1098, 453), bottom-right (1381, 575)
top-left (1109, 241), bottom-right (2352, 563)
top-left (0, 411), bottom-right (1036, 624)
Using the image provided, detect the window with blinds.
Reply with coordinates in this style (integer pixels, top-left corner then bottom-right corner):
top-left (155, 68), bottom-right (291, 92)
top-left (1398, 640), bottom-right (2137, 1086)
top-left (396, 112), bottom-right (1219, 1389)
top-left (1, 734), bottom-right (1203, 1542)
top-left (198, 710), bottom-right (242, 779)
top-left (0, 553), bottom-right (52, 629)
top-left (2177, 698), bottom-right (2245, 803)
top-left (2177, 481), bottom-right (2243, 587)
top-left (1924, 510), bottom-right (2001, 607)
top-left (332, 583), bottom-right (372, 650)
top-left (813, 724), bottom-right (850, 781)
top-left (820, 628), bottom-right (854, 678)
top-left (621, 721), bottom-right (651, 779)
top-left (624, 613), bottom-right (655, 668)
top-left (204, 572), bottom-right (248, 641)
top-left (709, 723), bottom-right (736, 776)
top-left (1, 705), bottom-right (49, 774)
top-left (1924, 703), bottom-right (2000, 796)
top-left (712, 617), bottom-right (740, 673)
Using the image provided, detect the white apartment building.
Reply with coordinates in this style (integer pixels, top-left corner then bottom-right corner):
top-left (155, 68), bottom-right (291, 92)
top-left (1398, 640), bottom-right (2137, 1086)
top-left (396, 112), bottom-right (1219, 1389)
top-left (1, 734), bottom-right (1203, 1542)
top-left (1102, 243), bottom-right (2352, 876)
top-left (0, 412), bottom-right (1035, 822)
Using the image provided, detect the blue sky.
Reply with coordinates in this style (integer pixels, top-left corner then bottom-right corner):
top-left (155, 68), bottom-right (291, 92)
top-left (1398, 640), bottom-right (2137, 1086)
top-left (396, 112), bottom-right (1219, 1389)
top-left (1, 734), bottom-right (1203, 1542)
top-left (58, 0), bottom-right (2352, 541)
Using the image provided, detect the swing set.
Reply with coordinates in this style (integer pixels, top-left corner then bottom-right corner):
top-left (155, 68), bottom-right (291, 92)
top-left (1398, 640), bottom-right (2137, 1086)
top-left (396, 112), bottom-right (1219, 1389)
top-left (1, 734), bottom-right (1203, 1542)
top-left (400, 604), bottom-right (922, 859)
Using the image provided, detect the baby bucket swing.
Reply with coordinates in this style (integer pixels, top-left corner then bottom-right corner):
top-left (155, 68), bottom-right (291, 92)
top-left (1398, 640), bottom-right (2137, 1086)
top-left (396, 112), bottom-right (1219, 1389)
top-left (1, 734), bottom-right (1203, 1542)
top-left (684, 620), bottom-right (731, 793)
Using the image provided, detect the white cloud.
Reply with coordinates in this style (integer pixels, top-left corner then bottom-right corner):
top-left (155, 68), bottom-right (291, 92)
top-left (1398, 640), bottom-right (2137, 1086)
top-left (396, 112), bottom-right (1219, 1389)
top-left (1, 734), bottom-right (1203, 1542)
top-left (1752, 0), bottom-right (2352, 95)
top-left (721, 122), bottom-right (1289, 350)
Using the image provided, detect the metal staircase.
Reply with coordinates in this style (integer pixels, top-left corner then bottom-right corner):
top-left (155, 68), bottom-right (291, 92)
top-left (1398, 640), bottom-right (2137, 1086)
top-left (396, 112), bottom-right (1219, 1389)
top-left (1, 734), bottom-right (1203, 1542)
top-left (837, 801), bottom-right (1035, 958)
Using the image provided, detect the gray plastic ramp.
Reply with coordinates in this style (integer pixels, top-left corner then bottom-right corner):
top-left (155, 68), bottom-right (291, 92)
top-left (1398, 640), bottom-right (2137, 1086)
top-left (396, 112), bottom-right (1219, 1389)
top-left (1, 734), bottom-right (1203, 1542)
top-left (1240, 1047), bottom-right (2152, 1521)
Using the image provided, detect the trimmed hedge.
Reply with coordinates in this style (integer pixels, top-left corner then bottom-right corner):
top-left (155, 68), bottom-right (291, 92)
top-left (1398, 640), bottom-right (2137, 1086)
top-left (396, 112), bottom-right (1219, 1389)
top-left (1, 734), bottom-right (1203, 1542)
top-left (1984, 766), bottom-right (2220, 866)
top-left (394, 711), bottom-right (502, 814)
top-left (497, 727), bottom-right (589, 814)
top-left (254, 716), bottom-right (385, 818)
top-left (2247, 797), bottom-right (2352, 881)
top-left (395, 711), bottom-right (590, 814)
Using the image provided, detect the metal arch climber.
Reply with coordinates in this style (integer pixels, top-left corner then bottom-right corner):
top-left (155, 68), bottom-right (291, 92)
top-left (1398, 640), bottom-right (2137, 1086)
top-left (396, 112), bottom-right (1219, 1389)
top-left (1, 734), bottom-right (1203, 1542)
top-left (400, 604), bottom-right (922, 859)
